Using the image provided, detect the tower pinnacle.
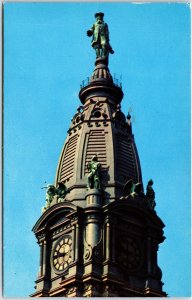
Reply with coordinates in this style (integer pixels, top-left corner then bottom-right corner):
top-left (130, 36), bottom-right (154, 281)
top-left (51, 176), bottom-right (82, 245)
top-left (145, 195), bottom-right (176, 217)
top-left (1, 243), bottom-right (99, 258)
top-left (31, 13), bottom-right (166, 298)
top-left (79, 57), bottom-right (123, 105)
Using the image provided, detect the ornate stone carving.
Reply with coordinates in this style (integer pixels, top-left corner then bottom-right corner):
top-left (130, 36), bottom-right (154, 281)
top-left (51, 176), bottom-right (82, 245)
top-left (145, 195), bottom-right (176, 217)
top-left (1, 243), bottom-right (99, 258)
top-left (71, 106), bottom-right (85, 126)
top-left (65, 285), bottom-right (78, 297)
top-left (37, 233), bottom-right (46, 242)
top-left (83, 283), bottom-right (103, 297)
top-left (84, 246), bottom-right (92, 261)
top-left (90, 104), bottom-right (108, 121)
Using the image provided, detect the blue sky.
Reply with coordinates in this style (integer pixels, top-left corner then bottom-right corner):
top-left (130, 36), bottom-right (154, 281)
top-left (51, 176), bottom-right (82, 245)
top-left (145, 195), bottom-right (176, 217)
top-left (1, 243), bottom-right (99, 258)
top-left (4, 2), bottom-right (190, 297)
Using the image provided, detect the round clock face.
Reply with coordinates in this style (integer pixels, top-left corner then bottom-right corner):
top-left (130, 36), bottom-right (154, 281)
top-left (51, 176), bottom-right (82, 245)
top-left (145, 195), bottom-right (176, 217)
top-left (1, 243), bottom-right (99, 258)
top-left (118, 237), bottom-right (141, 271)
top-left (52, 236), bottom-right (72, 272)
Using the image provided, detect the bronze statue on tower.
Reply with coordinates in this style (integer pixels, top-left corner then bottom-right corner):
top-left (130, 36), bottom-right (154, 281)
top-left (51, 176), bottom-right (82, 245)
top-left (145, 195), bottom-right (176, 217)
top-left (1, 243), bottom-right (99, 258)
top-left (87, 12), bottom-right (114, 60)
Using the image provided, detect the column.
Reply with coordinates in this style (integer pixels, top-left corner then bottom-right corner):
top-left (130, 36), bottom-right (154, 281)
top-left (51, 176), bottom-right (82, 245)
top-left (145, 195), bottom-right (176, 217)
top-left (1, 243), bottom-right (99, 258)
top-left (75, 224), bottom-right (79, 261)
top-left (105, 223), bottom-right (110, 260)
top-left (111, 224), bottom-right (115, 262)
top-left (42, 240), bottom-right (47, 276)
top-left (38, 242), bottom-right (43, 277)
top-left (71, 225), bottom-right (75, 261)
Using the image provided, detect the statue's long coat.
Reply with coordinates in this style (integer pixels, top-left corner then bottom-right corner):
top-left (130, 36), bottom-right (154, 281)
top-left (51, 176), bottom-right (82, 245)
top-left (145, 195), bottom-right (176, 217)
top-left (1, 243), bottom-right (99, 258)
top-left (90, 21), bottom-right (109, 48)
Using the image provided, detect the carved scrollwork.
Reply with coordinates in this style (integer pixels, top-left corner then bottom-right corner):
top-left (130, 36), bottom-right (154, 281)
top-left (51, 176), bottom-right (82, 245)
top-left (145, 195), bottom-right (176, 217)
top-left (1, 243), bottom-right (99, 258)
top-left (66, 285), bottom-right (78, 296)
top-left (83, 283), bottom-right (103, 296)
top-left (91, 108), bottom-right (108, 120)
top-left (89, 99), bottom-right (109, 121)
top-left (84, 283), bottom-right (92, 292)
top-left (84, 245), bottom-right (92, 261)
top-left (37, 233), bottom-right (46, 242)
top-left (72, 106), bottom-right (85, 124)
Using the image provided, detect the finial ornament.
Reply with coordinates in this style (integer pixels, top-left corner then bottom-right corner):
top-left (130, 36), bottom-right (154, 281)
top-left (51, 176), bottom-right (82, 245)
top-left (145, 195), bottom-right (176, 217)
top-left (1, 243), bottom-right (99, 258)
top-left (87, 12), bottom-right (114, 60)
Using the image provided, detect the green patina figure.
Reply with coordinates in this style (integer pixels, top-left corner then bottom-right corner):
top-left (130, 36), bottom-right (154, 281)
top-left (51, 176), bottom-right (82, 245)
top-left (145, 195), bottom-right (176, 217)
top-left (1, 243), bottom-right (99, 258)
top-left (87, 12), bottom-right (114, 59)
top-left (87, 155), bottom-right (101, 189)
top-left (42, 182), bottom-right (67, 212)
top-left (45, 184), bottom-right (57, 208)
top-left (130, 182), bottom-right (144, 198)
top-left (146, 179), bottom-right (156, 210)
top-left (124, 179), bottom-right (135, 196)
top-left (57, 182), bottom-right (67, 198)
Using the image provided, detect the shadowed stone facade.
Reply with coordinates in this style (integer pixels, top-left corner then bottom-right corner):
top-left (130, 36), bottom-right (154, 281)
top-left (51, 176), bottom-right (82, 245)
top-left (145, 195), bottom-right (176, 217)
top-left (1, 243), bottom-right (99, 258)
top-left (31, 20), bottom-right (166, 297)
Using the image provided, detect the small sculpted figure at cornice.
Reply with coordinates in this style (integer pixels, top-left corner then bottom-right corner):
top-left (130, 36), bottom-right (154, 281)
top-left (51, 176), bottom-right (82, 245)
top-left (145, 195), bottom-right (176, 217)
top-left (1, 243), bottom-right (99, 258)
top-left (127, 112), bottom-right (132, 126)
top-left (123, 180), bottom-right (145, 199)
top-left (42, 184), bottom-right (56, 210)
top-left (146, 179), bottom-right (156, 210)
top-left (123, 179), bottom-right (135, 198)
top-left (87, 154), bottom-right (101, 189)
top-left (130, 182), bottom-right (145, 198)
top-left (57, 182), bottom-right (68, 199)
top-left (42, 182), bottom-right (68, 213)
top-left (122, 178), bottom-right (157, 211)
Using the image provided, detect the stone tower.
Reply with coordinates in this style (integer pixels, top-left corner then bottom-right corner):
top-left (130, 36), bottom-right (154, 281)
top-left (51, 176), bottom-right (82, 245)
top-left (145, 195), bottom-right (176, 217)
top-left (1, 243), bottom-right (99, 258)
top-left (31, 13), bottom-right (166, 297)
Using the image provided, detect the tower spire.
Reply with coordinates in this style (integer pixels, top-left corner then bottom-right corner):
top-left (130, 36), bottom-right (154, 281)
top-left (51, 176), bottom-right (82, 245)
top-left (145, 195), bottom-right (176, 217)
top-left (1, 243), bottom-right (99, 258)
top-left (31, 13), bottom-right (166, 298)
top-left (81, 13), bottom-right (121, 105)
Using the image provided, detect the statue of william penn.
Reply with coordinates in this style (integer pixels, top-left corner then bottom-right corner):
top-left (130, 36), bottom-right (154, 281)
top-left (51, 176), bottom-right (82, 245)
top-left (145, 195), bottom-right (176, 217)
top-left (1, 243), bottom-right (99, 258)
top-left (87, 12), bottom-right (114, 59)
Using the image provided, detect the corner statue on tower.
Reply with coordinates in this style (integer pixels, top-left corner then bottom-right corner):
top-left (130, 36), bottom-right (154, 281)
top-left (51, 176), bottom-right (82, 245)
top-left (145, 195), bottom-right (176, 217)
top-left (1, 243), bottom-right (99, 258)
top-left (87, 12), bottom-right (114, 59)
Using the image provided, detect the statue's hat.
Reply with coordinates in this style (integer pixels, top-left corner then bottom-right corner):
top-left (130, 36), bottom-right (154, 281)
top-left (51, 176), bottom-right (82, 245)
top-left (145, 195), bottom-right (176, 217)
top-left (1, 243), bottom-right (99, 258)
top-left (148, 179), bottom-right (153, 185)
top-left (95, 12), bottom-right (104, 18)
